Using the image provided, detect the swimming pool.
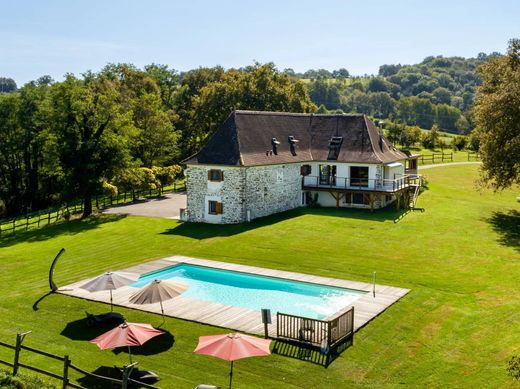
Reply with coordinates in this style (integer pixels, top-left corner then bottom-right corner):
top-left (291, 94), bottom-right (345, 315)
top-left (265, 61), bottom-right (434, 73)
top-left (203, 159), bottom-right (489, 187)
top-left (131, 264), bottom-right (366, 320)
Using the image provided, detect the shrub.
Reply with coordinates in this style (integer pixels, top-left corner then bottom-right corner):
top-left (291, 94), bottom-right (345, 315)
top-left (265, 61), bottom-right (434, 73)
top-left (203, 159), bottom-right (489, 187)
top-left (507, 355), bottom-right (520, 380)
top-left (467, 131), bottom-right (480, 151)
top-left (453, 135), bottom-right (467, 151)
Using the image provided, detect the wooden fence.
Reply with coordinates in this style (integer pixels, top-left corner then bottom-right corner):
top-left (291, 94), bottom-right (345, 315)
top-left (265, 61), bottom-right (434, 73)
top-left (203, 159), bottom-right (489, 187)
top-left (419, 152), bottom-right (453, 164)
top-left (276, 307), bottom-right (354, 352)
top-left (0, 182), bottom-right (186, 237)
top-left (467, 151), bottom-right (480, 161)
top-left (0, 332), bottom-right (160, 389)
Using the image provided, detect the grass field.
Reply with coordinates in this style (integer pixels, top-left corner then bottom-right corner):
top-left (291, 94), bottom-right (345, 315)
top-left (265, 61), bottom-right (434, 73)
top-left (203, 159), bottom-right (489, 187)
top-left (0, 165), bottom-right (519, 388)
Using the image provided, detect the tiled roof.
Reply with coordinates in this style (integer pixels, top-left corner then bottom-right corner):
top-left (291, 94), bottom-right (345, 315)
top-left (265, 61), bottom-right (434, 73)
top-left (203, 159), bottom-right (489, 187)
top-left (184, 110), bottom-right (408, 166)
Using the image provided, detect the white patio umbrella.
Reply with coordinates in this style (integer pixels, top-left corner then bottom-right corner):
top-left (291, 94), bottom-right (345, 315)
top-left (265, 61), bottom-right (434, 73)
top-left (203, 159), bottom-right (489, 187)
top-left (129, 279), bottom-right (188, 319)
top-left (79, 271), bottom-right (140, 311)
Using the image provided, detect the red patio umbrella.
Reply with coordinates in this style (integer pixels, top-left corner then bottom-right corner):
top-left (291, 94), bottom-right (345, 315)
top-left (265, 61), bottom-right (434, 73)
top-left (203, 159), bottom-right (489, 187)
top-left (194, 333), bottom-right (271, 389)
top-left (91, 322), bottom-right (165, 364)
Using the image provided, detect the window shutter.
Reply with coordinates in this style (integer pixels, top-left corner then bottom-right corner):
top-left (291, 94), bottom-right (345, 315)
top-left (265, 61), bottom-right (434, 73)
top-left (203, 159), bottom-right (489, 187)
top-left (208, 170), bottom-right (212, 180)
top-left (216, 202), bottom-right (223, 214)
top-left (220, 170), bottom-right (224, 181)
top-left (300, 166), bottom-right (305, 175)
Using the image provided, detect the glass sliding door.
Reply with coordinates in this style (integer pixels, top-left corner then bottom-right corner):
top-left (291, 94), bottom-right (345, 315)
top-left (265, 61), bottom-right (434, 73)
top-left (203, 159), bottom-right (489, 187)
top-left (319, 164), bottom-right (331, 185)
top-left (350, 166), bottom-right (369, 187)
top-left (319, 164), bottom-right (337, 186)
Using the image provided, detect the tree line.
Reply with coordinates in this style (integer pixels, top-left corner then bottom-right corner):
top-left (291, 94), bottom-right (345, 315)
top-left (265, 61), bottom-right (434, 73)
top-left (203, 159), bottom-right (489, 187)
top-left (0, 63), bottom-right (316, 218)
top-left (303, 53), bottom-right (502, 133)
top-left (1, 44), bottom-right (517, 219)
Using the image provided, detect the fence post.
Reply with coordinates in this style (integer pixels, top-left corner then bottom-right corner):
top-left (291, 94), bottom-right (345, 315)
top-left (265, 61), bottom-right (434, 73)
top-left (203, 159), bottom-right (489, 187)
top-left (12, 219), bottom-right (16, 234)
top-left (62, 355), bottom-right (70, 389)
top-left (121, 362), bottom-right (137, 389)
top-left (13, 331), bottom-right (31, 376)
top-left (47, 208), bottom-right (51, 225)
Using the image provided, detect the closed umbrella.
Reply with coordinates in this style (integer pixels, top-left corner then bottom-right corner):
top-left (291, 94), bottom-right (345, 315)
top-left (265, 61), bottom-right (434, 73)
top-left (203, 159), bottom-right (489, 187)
top-left (129, 279), bottom-right (188, 319)
top-left (91, 322), bottom-right (165, 363)
top-left (80, 271), bottom-right (139, 311)
top-left (194, 333), bottom-right (271, 389)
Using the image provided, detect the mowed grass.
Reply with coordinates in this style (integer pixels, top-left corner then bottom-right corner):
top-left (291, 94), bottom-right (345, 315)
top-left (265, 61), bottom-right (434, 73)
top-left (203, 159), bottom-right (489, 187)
top-left (0, 165), bottom-right (519, 388)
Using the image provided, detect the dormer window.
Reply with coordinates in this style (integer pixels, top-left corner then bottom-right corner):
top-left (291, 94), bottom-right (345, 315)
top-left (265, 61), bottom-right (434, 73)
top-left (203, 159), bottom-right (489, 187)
top-left (271, 138), bottom-right (280, 155)
top-left (327, 136), bottom-right (343, 160)
top-left (208, 169), bottom-right (224, 182)
top-left (288, 136), bottom-right (299, 156)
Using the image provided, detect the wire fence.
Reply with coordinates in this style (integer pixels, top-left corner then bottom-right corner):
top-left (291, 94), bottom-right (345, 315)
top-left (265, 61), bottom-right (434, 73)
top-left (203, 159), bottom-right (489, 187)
top-left (0, 182), bottom-right (186, 237)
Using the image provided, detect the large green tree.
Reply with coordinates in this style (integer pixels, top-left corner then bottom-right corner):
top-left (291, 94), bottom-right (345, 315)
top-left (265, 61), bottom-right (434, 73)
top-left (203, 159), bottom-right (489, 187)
top-left (0, 93), bottom-right (24, 214)
top-left (474, 39), bottom-right (520, 189)
top-left (185, 63), bottom-right (316, 156)
top-left (0, 77), bottom-right (17, 93)
top-left (50, 74), bottom-right (134, 217)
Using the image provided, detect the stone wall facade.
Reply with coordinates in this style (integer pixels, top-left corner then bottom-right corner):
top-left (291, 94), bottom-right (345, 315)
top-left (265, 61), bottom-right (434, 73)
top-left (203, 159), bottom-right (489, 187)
top-left (243, 164), bottom-right (302, 221)
top-left (185, 164), bottom-right (302, 224)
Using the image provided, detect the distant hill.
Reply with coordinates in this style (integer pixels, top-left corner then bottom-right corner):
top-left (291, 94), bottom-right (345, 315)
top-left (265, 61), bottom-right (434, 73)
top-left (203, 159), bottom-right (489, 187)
top-left (292, 53), bottom-right (502, 133)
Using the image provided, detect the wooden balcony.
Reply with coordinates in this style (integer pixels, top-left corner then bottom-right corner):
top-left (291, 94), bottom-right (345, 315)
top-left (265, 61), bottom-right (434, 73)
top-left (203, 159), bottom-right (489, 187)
top-left (302, 175), bottom-right (421, 193)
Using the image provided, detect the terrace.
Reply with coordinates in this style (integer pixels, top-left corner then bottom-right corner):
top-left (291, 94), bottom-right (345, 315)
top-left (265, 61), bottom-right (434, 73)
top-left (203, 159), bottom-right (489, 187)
top-left (302, 174), bottom-right (422, 193)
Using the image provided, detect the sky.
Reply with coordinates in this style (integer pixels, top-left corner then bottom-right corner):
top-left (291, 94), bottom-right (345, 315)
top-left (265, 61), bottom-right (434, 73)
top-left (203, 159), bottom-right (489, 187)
top-left (1, 0), bottom-right (519, 85)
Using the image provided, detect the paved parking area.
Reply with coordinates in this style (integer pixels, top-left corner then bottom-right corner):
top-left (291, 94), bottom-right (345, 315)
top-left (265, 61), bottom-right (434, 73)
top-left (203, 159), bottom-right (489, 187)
top-left (103, 192), bottom-right (186, 219)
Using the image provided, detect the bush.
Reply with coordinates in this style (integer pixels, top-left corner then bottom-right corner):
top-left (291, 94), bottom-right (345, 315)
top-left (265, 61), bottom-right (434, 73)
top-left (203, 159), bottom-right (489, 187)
top-left (452, 135), bottom-right (467, 151)
top-left (467, 131), bottom-right (480, 151)
top-left (508, 355), bottom-right (520, 380)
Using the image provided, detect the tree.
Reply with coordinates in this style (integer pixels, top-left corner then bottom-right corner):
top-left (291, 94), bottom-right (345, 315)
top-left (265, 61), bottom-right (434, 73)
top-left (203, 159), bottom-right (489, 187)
top-left (453, 135), bottom-right (467, 151)
top-left (153, 165), bottom-right (182, 194)
top-left (144, 63), bottom-right (181, 110)
top-left (112, 167), bottom-right (157, 200)
top-left (187, 63), bottom-right (316, 155)
top-left (50, 74), bottom-right (134, 217)
top-left (0, 93), bottom-right (24, 214)
top-left (332, 68), bottom-right (349, 79)
top-left (0, 77), bottom-right (17, 93)
top-left (432, 87), bottom-right (452, 104)
top-left (378, 64), bottom-right (402, 77)
top-left (309, 79), bottom-right (341, 110)
top-left (367, 78), bottom-right (389, 93)
top-left (474, 39), bottom-right (520, 189)
top-left (436, 104), bottom-right (461, 132)
top-left (368, 92), bottom-right (395, 118)
top-left (421, 124), bottom-right (440, 149)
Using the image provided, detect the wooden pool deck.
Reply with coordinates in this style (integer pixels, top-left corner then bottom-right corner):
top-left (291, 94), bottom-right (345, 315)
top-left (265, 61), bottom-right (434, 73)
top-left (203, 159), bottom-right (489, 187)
top-left (58, 255), bottom-right (410, 337)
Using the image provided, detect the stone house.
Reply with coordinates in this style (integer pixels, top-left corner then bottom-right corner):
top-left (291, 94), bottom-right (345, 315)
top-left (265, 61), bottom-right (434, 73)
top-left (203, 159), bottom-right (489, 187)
top-left (182, 110), bottom-right (420, 224)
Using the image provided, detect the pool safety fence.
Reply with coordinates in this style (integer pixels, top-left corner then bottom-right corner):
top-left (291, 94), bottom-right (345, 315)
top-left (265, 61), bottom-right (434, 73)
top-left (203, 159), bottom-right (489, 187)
top-left (0, 332), bottom-right (160, 389)
top-left (276, 306), bottom-right (354, 352)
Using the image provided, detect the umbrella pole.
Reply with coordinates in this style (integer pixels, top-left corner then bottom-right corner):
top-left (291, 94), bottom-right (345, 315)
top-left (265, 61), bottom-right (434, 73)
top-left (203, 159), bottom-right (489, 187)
top-left (128, 346), bottom-right (132, 364)
top-left (229, 360), bottom-right (233, 389)
top-left (110, 290), bottom-right (113, 312)
top-left (160, 299), bottom-right (165, 326)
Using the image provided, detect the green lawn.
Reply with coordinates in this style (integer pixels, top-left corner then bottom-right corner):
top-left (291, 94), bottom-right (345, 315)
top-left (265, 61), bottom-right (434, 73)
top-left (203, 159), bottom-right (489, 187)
top-left (0, 165), bottom-right (518, 388)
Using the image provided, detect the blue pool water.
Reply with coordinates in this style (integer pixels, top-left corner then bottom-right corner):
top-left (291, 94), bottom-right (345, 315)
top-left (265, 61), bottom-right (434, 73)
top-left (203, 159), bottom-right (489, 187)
top-left (131, 264), bottom-right (366, 319)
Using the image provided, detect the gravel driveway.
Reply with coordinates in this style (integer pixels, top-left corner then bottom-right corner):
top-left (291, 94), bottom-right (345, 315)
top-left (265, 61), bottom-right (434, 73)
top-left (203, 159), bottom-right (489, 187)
top-left (103, 192), bottom-right (186, 219)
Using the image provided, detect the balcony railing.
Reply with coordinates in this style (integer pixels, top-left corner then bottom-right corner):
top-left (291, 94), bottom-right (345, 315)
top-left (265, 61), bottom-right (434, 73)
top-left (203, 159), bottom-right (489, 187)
top-left (302, 175), bottom-right (421, 192)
